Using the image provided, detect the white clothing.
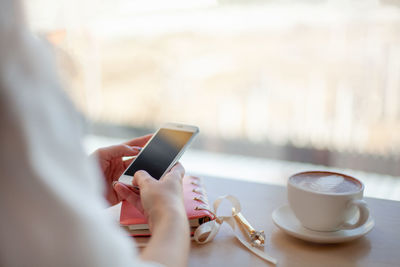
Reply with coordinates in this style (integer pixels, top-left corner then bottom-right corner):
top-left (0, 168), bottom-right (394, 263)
top-left (0, 1), bottom-right (161, 266)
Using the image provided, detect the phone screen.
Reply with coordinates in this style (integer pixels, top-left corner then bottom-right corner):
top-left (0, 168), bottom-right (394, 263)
top-left (124, 128), bottom-right (194, 179)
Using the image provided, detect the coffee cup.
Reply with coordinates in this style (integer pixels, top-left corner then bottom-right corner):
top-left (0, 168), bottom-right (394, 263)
top-left (287, 171), bottom-right (370, 232)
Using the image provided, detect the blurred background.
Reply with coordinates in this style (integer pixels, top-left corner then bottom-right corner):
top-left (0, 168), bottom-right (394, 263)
top-left (23, 0), bottom-right (400, 200)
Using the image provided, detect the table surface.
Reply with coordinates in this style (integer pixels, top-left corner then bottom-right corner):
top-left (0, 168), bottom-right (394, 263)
top-left (115, 175), bottom-right (400, 267)
top-left (183, 176), bottom-right (400, 267)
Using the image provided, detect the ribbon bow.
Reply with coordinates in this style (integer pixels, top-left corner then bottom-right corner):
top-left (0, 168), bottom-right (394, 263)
top-left (193, 195), bottom-right (278, 265)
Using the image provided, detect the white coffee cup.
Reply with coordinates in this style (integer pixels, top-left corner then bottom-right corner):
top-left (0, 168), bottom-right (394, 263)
top-left (287, 171), bottom-right (370, 232)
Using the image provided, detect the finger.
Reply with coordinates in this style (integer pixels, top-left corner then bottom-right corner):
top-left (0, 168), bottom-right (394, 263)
top-left (123, 157), bottom-right (135, 169)
top-left (133, 170), bottom-right (155, 188)
top-left (124, 134), bottom-right (153, 147)
top-left (113, 182), bottom-right (144, 213)
top-left (102, 144), bottom-right (141, 159)
top-left (171, 162), bottom-right (185, 177)
top-left (163, 163), bottom-right (185, 181)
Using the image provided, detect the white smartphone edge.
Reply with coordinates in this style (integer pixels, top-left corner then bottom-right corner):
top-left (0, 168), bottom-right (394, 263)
top-left (118, 123), bottom-right (199, 186)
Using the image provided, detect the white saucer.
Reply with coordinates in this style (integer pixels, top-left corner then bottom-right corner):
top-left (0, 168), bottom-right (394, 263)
top-left (272, 205), bottom-right (374, 244)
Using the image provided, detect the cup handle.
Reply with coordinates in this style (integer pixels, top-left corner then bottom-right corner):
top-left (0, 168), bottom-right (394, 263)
top-left (341, 199), bottom-right (370, 230)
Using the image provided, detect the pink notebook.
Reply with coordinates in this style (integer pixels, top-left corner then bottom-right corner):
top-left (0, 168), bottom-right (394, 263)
top-left (120, 176), bottom-right (215, 236)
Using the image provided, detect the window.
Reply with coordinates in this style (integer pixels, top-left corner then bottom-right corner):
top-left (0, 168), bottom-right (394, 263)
top-left (24, 0), bottom-right (400, 200)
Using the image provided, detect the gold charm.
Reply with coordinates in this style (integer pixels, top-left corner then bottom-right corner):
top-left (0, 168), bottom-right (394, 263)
top-left (232, 208), bottom-right (265, 247)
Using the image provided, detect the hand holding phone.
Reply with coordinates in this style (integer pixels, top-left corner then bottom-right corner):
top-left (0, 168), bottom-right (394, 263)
top-left (118, 123), bottom-right (199, 186)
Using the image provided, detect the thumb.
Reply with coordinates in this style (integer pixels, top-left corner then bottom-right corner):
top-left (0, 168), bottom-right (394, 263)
top-left (133, 170), bottom-right (155, 188)
top-left (113, 182), bottom-right (144, 213)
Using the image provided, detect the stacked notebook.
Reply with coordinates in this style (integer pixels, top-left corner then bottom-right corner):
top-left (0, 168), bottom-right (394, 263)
top-left (120, 176), bottom-right (214, 236)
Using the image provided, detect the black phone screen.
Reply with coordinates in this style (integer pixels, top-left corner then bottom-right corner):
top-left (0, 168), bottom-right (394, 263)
top-left (124, 128), bottom-right (194, 179)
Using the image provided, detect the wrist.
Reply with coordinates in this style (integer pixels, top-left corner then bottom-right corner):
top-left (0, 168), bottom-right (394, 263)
top-left (148, 204), bottom-right (187, 231)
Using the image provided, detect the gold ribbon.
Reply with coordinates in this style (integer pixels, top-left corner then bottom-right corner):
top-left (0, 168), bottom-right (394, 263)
top-left (193, 195), bottom-right (278, 265)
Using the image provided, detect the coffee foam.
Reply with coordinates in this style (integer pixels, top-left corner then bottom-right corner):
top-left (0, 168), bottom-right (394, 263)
top-left (291, 174), bottom-right (361, 194)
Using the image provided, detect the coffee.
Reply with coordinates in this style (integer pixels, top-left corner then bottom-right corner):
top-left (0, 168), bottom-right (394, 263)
top-left (290, 172), bottom-right (361, 194)
top-left (287, 171), bottom-right (369, 231)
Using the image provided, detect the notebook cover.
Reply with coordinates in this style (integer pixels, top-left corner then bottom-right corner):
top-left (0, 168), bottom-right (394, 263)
top-left (120, 175), bottom-right (214, 236)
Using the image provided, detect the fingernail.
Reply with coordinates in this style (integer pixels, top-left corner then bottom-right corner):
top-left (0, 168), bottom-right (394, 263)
top-left (112, 181), bottom-right (118, 188)
top-left (130, 146), bottom-right (142, 151)
top-left (132, 186), bottom-right (141, 194)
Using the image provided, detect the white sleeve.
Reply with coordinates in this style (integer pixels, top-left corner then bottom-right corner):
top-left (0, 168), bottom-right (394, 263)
top-left (0, 1), bottom-right (162, 267)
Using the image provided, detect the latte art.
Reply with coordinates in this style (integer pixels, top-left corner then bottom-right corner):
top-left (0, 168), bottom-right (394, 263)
top-left (291, 174), bottom-right (361, 194)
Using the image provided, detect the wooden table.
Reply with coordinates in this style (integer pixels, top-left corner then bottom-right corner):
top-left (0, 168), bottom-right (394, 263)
top-left (186, 176), bottom-right (400, 267)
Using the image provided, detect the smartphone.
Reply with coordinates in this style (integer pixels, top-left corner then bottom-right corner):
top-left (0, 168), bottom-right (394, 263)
top-left (118, 123), bottom-right (199, 186)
